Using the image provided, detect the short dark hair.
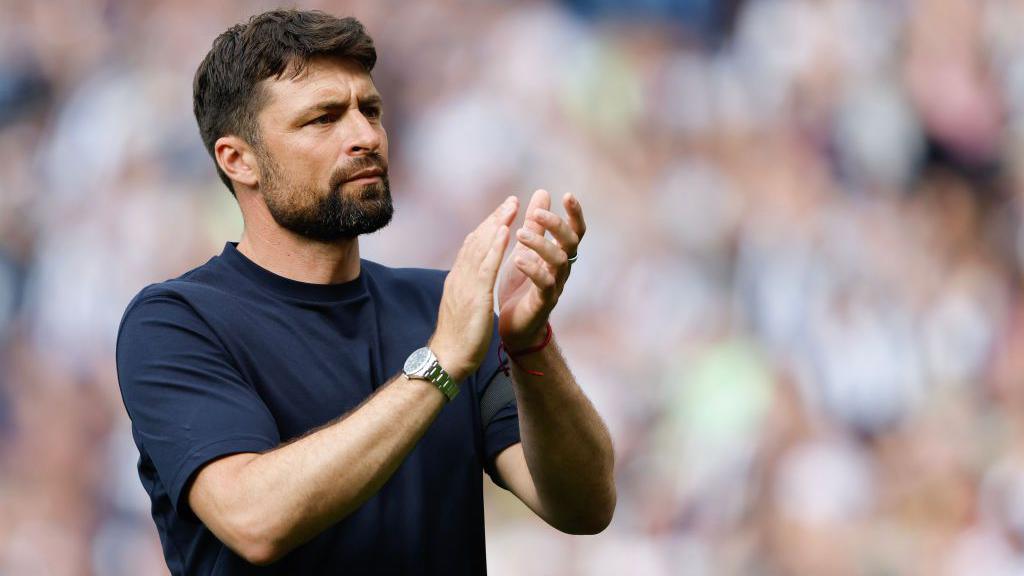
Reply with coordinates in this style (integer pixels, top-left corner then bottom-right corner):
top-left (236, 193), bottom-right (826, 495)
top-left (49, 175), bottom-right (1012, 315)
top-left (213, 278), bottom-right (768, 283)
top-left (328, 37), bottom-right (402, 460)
top-left (193, 9), bottom-right (377, 194)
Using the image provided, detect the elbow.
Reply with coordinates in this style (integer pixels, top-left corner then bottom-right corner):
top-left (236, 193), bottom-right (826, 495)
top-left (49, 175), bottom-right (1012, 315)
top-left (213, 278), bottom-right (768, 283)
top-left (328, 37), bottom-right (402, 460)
top-left (593, 493), bottom-right (617, 534)
top-left (234, 530), bottom-right (285, 567)
top-left (239, 545), bottom-right (280, 567)
top-left (222, 513), bottom-right (289, 566)
top-left (237, 537), bottom-right (283, 567)
top-left (559, 509), bottom-right (614, 535)
top-left (583, 494), bottom-right (617, 535)
top-left (189, 454), bottom-right (293, 566)
top-left (583, 472), bottom-right (618, 534)
top-left (558, 486), bottom-right (617, 536)
top-left (562, 432), bottom-right (617, 535)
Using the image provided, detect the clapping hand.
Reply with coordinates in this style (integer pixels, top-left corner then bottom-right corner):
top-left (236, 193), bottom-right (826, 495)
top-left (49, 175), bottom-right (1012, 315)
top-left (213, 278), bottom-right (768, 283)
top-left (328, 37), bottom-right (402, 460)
top-left (431, 196), bottom-right (517, 380)
top-left (498, 189), bottom-right (586, 350)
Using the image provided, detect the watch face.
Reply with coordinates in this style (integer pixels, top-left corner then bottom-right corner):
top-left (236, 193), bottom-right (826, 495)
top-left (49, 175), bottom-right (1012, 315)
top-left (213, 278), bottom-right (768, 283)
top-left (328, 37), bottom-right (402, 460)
top-left (404, 347), bottom-right (433, 376)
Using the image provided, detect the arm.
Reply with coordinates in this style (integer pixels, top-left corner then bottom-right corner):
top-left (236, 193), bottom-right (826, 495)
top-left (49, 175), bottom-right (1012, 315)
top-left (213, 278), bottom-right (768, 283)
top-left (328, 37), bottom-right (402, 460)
top-left (494, 189), bottom-right (616, 534)
top-left (189, 374), bottom-right (446, 565)
top-left (189, 197), bottom-right (519, 565)
top-left (496, 340), bottom-right (616, 535)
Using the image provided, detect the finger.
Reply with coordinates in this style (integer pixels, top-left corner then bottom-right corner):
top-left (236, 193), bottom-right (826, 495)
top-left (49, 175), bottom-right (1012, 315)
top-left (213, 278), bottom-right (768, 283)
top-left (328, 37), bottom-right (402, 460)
top-left (515, 228), bottom-right (568, 283)
top-left (475, 196), bottom-right (519, 237)
top-left (531, 208), bottom-right (580, 256)
top-left (489, 195), bottom-right (519, 228)
top-left (562, 193), bottom-right (586, 241)
top-left (479, 225), bottom-right (510, 281)
top-left (522, 189), bottom-right (551, 236)
top-left (515, 253), bottom-right (558, 297)
top-left (465, 196), bottom-right (518, 261)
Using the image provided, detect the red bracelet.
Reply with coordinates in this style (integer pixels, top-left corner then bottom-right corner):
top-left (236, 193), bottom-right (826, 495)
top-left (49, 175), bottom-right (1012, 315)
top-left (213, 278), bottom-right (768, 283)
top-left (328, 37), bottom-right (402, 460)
top-left (498, 323), bottom-right (553, 377)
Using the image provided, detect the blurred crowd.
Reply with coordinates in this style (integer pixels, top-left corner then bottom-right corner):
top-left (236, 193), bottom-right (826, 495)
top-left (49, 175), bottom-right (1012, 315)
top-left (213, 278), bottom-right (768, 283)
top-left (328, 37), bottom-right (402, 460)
top-left (2, 0), bottom-right (1024, 574)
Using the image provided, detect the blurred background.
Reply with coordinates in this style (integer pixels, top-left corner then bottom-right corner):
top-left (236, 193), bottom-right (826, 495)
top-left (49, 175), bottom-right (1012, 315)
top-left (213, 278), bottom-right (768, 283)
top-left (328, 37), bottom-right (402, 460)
top-left (2, 0), bottom-right (1024, 574)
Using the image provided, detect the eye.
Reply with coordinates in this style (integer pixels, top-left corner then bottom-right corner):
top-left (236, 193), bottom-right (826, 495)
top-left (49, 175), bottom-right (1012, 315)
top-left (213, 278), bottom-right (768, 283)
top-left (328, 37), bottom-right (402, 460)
top-left (363, 107), bottom-right (382, 120)
top-left (309, 114), bottom-right (337, 126)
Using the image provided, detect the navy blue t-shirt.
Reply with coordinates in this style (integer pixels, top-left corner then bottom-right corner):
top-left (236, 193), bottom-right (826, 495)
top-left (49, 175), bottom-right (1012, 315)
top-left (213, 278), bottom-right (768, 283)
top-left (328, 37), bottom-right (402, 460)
top-left (115, 242), bottom-right (521, 575)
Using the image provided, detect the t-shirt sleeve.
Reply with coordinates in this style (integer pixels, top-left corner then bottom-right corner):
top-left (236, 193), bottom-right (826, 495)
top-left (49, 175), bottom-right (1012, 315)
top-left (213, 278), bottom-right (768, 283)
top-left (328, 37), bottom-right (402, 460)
top-left (476, 320), bottom-right (521, 490)
top-left (115, 291), bottom-right (280, 516)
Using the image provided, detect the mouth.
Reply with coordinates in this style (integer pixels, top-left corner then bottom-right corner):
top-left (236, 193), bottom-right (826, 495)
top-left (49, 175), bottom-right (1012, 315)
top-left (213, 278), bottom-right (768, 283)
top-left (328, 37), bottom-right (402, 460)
top-left (346, 168), bottom-right (384, 184)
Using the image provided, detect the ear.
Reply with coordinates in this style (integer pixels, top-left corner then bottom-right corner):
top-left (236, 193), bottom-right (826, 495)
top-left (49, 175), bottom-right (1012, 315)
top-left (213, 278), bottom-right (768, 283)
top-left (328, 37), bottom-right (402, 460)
top-left (214, 135), bottom-right (260, 189)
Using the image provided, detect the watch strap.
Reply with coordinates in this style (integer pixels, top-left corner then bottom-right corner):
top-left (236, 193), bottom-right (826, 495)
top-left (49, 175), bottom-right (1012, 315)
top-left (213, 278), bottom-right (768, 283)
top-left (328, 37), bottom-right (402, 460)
top-left (424, 360), bottom-right (460, 402)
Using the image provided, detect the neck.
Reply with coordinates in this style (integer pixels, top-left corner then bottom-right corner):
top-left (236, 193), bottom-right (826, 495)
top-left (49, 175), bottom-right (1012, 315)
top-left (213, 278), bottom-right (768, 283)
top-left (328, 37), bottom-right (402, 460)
top-left (236, 204), bottom-right (362, 285)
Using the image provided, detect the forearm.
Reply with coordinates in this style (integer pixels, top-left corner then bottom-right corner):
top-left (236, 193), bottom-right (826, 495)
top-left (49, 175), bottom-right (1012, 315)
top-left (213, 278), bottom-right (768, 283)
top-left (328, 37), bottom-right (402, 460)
top-left (509, 337), bottom-right (616, 533)
top-left (208, 374), bottom-right (446, 562)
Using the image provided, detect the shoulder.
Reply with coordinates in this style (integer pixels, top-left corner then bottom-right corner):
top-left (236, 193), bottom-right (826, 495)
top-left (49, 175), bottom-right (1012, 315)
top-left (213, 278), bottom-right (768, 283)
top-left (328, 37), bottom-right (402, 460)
top-left (117, 258), bottom-right (237, 339)
top-left (115, 268), bottom-right (242, 390)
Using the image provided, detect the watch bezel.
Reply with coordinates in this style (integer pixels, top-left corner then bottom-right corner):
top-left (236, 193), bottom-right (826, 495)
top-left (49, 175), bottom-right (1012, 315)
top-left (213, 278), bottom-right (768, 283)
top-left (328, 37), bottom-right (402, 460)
top-left (403, 347), bottom-right (435, 378)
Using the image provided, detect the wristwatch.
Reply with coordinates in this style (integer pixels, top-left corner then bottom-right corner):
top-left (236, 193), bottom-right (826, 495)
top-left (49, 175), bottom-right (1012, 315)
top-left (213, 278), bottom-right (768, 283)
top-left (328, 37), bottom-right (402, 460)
top-left (403, 347), bottom-right (460, 402)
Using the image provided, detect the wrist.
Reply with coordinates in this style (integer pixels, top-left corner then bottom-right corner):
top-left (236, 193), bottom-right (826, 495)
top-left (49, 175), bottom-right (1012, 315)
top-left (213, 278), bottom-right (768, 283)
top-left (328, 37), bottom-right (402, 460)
top-left (427, 338), bottom-right (472, 382)
top-left (499, 323), bottom-right (553, 377)
top-left (502, 323), bottom-right (550, 353)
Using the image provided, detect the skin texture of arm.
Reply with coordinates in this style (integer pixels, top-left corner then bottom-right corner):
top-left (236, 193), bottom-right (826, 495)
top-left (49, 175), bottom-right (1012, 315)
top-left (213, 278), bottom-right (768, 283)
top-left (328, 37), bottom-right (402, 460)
top-left (494, 344), bottom-right (616, 535)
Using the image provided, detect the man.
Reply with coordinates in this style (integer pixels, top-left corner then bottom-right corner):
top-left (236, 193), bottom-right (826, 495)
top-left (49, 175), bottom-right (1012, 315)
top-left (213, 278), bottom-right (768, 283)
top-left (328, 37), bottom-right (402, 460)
top-left (115, 9), bottom-right (615, 575)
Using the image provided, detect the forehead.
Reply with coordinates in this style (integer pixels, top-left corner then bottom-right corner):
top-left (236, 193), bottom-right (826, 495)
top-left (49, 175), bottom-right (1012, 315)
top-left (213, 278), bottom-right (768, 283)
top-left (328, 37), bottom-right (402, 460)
top-left (260, 57), bottom-right (379, 115)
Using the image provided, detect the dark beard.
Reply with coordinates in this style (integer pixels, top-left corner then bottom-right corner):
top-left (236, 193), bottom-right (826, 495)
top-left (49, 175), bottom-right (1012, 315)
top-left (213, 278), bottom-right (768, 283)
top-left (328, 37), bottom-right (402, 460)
top-left (260, 154), bottom-right (394, 242)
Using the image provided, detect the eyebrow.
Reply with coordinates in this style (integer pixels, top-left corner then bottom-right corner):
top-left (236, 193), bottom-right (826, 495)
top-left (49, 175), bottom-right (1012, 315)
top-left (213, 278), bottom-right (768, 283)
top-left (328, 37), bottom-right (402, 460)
top-left (300, 95), bottom-right (383, 117)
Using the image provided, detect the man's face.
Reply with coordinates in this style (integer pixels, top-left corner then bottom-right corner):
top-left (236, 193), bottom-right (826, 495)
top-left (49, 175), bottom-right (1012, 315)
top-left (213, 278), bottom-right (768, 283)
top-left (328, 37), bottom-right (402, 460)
top-left (252, 57), bottom-right (392, 242)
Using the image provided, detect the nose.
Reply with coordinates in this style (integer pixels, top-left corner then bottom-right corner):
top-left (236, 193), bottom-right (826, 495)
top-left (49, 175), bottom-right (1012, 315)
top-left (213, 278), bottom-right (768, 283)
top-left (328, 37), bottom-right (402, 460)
top-left (344, 111), bottom-right (382, 156)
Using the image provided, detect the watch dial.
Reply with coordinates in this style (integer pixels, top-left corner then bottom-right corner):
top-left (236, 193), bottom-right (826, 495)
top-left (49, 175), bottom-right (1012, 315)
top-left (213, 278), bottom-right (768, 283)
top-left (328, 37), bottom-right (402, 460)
top-left (404, 347), bottom-right (431, 374)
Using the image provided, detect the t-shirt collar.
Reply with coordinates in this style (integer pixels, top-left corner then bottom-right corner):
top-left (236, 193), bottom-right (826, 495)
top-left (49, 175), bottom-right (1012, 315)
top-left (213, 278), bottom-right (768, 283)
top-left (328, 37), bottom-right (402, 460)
top-left (220, 242), bottom-right (367, 303)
